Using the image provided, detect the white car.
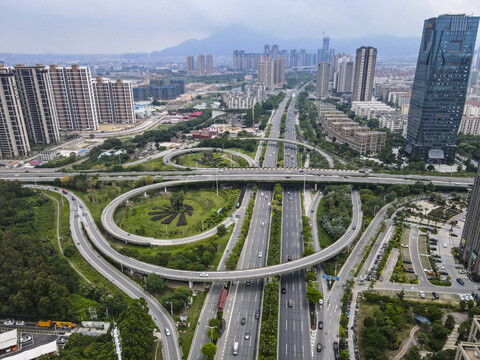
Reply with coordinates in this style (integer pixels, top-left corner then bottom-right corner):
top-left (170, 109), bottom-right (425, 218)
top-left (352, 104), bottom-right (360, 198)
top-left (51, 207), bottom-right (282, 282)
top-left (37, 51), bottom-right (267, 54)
top-left (199, 272), bottom-right (209, 277)
top-left (459, 270), bottom-right (466, 274)
top-left (318, 299), bottom-right (323, 305)
top-left (419, 291), bottom-right (425, 298)
top-left (258, 251), bottom-right (263, 258)
top-left (443, 243), bottom-right (447, 248)
top-left (401, 244), bottom-right (409, 248)
top-left (4, 320), bottom-right (14, 326)
top-left (165, 328), bottom-right (171, 336)
top-left (15, 320), bottom-right (25, 326)
top-left (458, 294), bottom-right (465, 301)
top-left (20, 335), bottom-right (32, 344)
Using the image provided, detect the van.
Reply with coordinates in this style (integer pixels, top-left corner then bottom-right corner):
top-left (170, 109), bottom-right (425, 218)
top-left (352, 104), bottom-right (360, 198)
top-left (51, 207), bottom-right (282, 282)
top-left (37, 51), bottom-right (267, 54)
top-left (288, 299), bottom-right (293, 307)
top-left (233, 342), bottom-right (239, 355)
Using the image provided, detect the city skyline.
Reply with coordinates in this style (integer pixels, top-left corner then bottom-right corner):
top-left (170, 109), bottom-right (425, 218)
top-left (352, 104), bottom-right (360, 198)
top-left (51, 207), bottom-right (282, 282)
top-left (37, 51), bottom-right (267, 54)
top-left (1, 0), bottom-right (480, 54)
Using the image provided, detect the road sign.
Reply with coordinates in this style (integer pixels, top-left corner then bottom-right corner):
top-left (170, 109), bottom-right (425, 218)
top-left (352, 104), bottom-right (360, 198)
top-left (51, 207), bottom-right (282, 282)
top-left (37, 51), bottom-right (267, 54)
top-left (322, 274), bottom-right (330, 280)
top-left (332, 276), bottom-right (340, 281)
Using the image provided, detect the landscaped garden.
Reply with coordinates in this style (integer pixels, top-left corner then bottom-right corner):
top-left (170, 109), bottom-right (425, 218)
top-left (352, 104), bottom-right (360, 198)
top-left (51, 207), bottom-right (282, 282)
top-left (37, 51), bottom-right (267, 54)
top-left (174, 150), bottom-right (249, 168)
top-left (114, 186), bottom-right (241, 239)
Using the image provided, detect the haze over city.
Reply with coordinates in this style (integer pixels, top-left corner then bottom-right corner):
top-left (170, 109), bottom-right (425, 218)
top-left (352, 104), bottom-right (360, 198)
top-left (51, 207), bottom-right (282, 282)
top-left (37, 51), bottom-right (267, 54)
top-left (2, 0), bottom-right (480, 54)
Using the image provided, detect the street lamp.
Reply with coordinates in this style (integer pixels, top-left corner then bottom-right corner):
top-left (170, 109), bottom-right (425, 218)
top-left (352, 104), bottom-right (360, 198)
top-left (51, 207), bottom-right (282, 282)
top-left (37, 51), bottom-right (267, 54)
top-left (205, 325), bottom-right (215, 342)
top-left (166, 301), bottom-right (173, 317)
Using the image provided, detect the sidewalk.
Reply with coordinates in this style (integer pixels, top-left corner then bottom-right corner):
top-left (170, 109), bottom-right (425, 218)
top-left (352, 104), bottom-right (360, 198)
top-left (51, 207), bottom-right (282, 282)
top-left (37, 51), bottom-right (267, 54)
top-left (394, 325), bottom-right (420, 359)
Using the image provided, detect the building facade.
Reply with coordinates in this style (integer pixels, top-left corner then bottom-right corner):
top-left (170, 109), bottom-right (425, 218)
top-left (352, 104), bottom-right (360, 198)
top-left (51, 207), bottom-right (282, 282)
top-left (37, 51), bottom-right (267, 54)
top-left (49, 65), bottom-right (99, 131)
top-left (405, 14), bottom-right (479, 162)
top-left (206, 54), bottom-right (213, 75)
top-left (460, 167), bottom-right (480, 274)
top-left (335, 58), bottom-right (354, 93)
top-left (14, 64), bottom-right (60, 145)
top-left (186, 56), bottom-right (195, 75)
top-left (197, 54), bottom-right (205, 76)
top-left (316, 62), bottom-right (330, 98)
top-left (258, 56), bottom-right (285, 87)
top-left (92, 77), bottom-right (135, 124)
top-left (352, 46), bottom-right (377, 102)
top-left (0, 67), bottom-right (30, 158)
top-left (132, 79), bottom-right (185, 101)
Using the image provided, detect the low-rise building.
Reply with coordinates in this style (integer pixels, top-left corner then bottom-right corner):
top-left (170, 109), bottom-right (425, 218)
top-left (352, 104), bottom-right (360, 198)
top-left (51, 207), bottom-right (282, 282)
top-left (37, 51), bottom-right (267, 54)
top-left (459, 116), bottom-right (480, 135)
top-left (351, 101), bottom-right (396, 119)
top-left (318, 104), bottom-right (386, 155)
top-left (191, 131), bottom-right (213, 140)
top-left (145, 142), bottom-right (157, 151)
top-left (40, 150), bottom-right (61, 162)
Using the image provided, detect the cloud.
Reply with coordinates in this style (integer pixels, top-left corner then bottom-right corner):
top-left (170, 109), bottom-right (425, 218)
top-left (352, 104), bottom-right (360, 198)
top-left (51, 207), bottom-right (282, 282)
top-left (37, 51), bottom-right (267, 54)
top-left (1, 0), bottom-right (479, 53)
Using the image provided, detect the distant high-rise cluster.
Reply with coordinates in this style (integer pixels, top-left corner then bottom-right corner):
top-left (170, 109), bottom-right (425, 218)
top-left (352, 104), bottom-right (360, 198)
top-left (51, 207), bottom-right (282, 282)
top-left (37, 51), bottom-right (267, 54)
top-left (0, 64), bottom-right (135, 158)
top-left (258, 56), bottom-right (285, 87)
top-left (405, 14), bottom-right (479, 162)
top-left (316, 62), bottom-right (330, 98)
top-left (185, 54), bottom-right (214, 76)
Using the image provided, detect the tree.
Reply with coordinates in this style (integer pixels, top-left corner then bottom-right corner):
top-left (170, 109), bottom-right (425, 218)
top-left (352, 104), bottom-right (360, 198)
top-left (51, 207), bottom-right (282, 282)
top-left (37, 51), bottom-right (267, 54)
top-left (417, 332), bottom-right (428, 349)
top-left (305, 284), bottom-right (322, 304)
top-left (201, 342), bottom-right (217, 360)
top-left (169, 191), bottom-right (185, 211)
top-left (427, 164), bottom-right (435, 171)
top-left (145, 274), bottom-right (168, 293)
top-left (217, 224), bottom-right (227, 237)
top-left (397, 288), bottom-right (405, 300)
top-left (404, 346), bottom-right (421, 360)
top-left (339, 349), bottom-right (350, 359)
top-left (445, 314), bottom-right (455, 330)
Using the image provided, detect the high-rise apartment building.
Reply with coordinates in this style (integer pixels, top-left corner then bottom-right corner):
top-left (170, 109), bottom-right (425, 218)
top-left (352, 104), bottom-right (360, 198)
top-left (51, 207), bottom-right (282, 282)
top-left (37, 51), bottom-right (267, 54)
top-left (352, 46), bottom-right (377, 102)
top-left (258, 56), bottom-right (285, 87)
top-left (299, 49), bottom-right (307, 67)
top-left (405, 14), bottom-right (479, 162)
top-left (0, 67), bottom-right (30, 158)
top-left (290, 50), bottom-right (297, 67)
top-left (460, 168), bottom-right (480, 273)
top-left (49, 65), bottom-right (98, 131)
top-left (14, 65), bottom-right (60, 145)
top-left (197, 54), bottom-right (206, 76)
top-left (335, 58), bottom-right (354, 93)
top-left (92, 77), bottom-right (135, 124)
top-left (186, 56), bottom-right (195, 75)
top-left (316, 62), bottom-right (330, 98)
top-left (205, 54), bottom-right (213, 75)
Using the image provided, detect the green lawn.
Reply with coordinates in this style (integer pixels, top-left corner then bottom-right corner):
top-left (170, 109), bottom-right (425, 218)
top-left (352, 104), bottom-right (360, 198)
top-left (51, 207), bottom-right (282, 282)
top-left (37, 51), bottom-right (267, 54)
top-left (175, 152), bottom-right (242, 168)
top-left (316, 197), bottom-right (334, 248)
top-left (177, 290), bottom-right (208, 357)
top-left (114, 188), bottom-right (238, 239)
top-left (227, 146), bottom-right (258, 159)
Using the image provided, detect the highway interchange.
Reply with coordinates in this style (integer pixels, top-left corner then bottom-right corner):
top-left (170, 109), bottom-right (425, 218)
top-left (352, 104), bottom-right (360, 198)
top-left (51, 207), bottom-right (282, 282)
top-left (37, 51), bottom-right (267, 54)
top-left (5, 87), bottom-right (477, 360)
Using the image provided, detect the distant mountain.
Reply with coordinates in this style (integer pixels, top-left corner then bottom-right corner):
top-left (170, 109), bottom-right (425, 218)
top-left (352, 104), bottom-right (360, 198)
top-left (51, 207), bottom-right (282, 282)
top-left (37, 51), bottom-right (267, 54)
top-left (152, 25), bottom-right (421, 58)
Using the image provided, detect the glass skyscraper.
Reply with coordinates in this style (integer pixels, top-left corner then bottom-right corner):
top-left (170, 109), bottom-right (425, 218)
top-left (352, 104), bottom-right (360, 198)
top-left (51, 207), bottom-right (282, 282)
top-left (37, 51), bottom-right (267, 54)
top-left (405, 14), bottom-right (479, 162)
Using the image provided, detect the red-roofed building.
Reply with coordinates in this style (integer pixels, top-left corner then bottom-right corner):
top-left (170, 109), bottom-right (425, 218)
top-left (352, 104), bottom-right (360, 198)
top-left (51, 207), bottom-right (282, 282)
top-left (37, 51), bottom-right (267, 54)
top-left (189, 112), bottom-right (203, 118)
top-left (192, 131), bottom-right (213, 140)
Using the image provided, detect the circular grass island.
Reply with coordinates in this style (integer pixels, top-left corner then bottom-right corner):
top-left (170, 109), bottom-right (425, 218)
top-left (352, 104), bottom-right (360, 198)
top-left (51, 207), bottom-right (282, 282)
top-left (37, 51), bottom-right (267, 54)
top-left (174, 150), bottom-right (249, 168)
top-left (114, 185), bottom-right (243, 239)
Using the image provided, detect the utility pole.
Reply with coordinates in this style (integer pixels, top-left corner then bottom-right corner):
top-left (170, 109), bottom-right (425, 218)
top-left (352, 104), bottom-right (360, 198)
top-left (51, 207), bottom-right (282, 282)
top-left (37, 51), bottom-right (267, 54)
top-left (166, 302), bottom-right (173, 317)
top-left (112, 321), bottom-right (123, 360)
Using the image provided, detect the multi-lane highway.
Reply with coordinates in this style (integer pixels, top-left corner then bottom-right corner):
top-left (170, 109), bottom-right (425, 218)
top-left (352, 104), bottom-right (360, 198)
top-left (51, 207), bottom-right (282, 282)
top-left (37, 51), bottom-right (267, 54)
top-left (279, 92), bottom-right (312, 360)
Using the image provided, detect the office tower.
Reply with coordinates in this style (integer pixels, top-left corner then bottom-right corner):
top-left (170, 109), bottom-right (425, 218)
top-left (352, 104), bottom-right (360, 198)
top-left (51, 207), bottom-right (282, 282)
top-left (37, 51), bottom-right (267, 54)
top-left (316, 62), bottom-right (330, 98)
top-left (405, 14), bottom-right (479, 162)
top-left (186, 55), bottom-right (195, 75)
top-left (352, 46), bottom-right (377, 102)
top-left (323, 36), bottom-right (330, 52)
top-left (460, 168), bottom-right (480, 273)
top-left (320, 35), bottom-right (331, 62)
top-left (290, 50), bottom-right (297, 67)
top-left (335, 58), bottom-right (354, 93)
top-left (92, 77), bottom-right (135, 124)
top-left (14, 65), bottom-right (59, 145)
top-left (197, 54), bottom-right (205, 76)
top-left (49, 65), bottom-right (98, 131)
top-left (271, 45), bottom-right (279, 58)
top-left (0, 67), bottom-right (30, 158)
top-left (205, 54), bottom-right (213, 75)
top-left (299, 49), bottom-right (307, 67)
top-left (264, 45), bottom-right (270, 56)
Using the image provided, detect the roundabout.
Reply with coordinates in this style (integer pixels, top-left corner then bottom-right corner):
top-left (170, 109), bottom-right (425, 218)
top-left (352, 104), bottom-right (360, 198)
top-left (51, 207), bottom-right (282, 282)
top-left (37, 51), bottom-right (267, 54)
top-left (163, 147), bottom-right (256, 169)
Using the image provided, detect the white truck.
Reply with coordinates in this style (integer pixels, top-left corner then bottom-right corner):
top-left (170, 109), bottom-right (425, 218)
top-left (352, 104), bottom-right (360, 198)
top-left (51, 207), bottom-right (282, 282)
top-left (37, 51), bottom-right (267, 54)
top-left (233, 342), bottom-right (239, 355)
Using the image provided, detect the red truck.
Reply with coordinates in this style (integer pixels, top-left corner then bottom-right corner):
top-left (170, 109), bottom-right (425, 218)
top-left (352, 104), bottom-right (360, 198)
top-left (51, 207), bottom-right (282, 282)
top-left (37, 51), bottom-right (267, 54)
top-left (62, 190), bottom-right (68, 194)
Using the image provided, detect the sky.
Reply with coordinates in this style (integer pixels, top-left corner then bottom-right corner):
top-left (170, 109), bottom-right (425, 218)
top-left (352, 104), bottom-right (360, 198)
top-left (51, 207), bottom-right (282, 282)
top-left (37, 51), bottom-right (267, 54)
top-left (1, 0), bottom-right (480, 54)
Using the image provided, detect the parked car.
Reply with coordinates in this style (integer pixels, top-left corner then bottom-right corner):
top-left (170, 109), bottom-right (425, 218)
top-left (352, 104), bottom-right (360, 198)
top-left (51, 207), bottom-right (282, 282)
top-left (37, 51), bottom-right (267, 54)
top-left (457, 278), bottom-right (465, 285)
top-left (432, 292), bottom-right (439, 299)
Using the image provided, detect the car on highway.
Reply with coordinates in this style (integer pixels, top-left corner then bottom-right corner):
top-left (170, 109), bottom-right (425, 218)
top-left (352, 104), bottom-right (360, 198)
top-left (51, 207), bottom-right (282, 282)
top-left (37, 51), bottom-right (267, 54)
top-left (318, 321), bottom-right (323, 329)
top-left (15, 320), bottom-right (25, 326)
top-left (73, 207), bottom-right (77, 211)
top-left (241, 317), bottom-right (246, 325)
top-left (258, 251), bottom-right (263, 258)
top-left (287, 256), bottom-right (292, 261)
top-left (352, 226), bottom-right (356, 230)
top-left (457, 278), bottom-right (465, 285)
top-left (317, 343), bottom-right (322, 352)
top-left (20, 335), bottom-right (32, 343)
top-left (282, 287), bottom-right (286, 294)
top-left (244, 331), bottom-right (250, 340)
top-left (261, 222), bottom-right (265, 227)
top-left (319, 299), bottom-right (323, 305)
top-left (165, 328), bottom-right (171, 336)
top-left (288, 299), bottom-right (293, 307)
top-left (199, 272), bottom-right (209, 277)
top-left (4, 320), bottom-right (14, 326)
top-left (246, 280), bottom-right (251, 286)
top-left (255, 310), bottom-right (260, 320)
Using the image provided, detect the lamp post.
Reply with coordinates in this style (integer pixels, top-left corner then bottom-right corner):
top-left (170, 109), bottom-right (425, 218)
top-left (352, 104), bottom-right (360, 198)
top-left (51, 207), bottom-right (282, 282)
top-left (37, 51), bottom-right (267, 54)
top-left (205, 326), bottom-right (215, 342)
top-left (166, 301), bottom-right (173, 317)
